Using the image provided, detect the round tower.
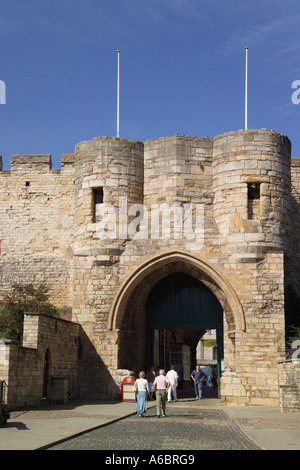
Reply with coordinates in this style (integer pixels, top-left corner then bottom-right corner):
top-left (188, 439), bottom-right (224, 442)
top-left (74, 136), bottom-right (144, 254)
top-left (212, 129), bottom-right (291, 260)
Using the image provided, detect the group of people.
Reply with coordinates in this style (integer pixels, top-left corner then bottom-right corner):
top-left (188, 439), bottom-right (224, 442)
top-left (134, 366), bottom-right (178, 418)
top-left (134, 364), bottom-right (210, 418)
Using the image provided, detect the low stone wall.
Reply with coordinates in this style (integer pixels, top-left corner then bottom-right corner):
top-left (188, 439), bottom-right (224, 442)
top-left (0, 313), bottom-right (80, 408)
top-left (278, 360), bottom-right (300, 412)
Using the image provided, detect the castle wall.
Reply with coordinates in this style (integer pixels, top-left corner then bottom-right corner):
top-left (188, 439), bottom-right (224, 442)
top-left (0, 154), bottom-right (75, 307)
top-left (286, 158), bottom-right (300, 295)
top-left (278, 360), bottom-right (300, 411)
top-left (0, 314), bottom-right (80, 408)
top-left (144, 134), bottom-right (213, 206)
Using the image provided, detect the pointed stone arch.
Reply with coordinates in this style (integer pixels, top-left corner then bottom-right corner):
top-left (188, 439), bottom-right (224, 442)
top-left (107, 251), bottom-right (246, 333)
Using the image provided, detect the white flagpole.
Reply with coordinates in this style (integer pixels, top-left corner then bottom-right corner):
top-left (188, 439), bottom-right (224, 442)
top-left (245, 46), bottom-right (248, 130)
top-left (117, 50), bottom-right (120, 137)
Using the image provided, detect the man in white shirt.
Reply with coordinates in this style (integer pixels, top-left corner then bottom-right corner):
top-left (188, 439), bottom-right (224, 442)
top-left (166, 365), bottom-right (179, 402)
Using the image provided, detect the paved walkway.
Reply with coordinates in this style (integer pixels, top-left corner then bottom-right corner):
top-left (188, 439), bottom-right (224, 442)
top-left (0, 391), bottom-right (299, 450)
top-left (48, 400), bottom-right (259, 450)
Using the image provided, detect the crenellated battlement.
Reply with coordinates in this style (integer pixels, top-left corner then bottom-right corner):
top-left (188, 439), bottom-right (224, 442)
top-left (0, 153), bottom-right (74, 174)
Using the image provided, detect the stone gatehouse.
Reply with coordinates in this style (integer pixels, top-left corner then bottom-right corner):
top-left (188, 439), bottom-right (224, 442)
top-left (0, 128), bottom-right (299, 406)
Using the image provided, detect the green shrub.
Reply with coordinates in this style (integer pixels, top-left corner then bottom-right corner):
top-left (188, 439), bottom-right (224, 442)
top-left (0, 283), bottom-right (58, 342)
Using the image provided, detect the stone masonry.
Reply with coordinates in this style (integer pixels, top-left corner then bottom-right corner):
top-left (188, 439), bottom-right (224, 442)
top-left (0, 128), bottom-right (299, 406)
top-left (0, 314), bottom-right (80, 408)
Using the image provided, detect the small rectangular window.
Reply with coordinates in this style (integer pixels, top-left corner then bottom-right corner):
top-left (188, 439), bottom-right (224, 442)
top-left (93, 187), bottom-right (103, 222)
top-left (247, 182), bottom-right (260, 220)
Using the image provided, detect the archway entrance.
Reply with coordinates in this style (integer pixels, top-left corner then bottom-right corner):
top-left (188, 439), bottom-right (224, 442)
top-left (110, 251), bottom-right (245, 401)
top-left (145, 272), bottom-right (224, 395)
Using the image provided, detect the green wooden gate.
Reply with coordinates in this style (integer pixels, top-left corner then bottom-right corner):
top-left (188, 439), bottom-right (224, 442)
top-left (145, 272), bottom-right (224, 389)
top-left (146, 272), bottom-right (223, 330)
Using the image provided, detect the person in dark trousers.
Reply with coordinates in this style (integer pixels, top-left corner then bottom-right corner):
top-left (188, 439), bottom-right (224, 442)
top-left (146, 366), bottom-right (156, 400)
top-left (212, 365), bottom-right (218, 388)
top-left (190, 365), bottom-right (205, 399)
top-left (153, 369), bottom-right (169, 417)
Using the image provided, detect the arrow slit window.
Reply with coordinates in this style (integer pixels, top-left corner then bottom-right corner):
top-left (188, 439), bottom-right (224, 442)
top-left (93, 187), bottom-right (104, 222)
top-left (247, 182), bottom-right (260, 220)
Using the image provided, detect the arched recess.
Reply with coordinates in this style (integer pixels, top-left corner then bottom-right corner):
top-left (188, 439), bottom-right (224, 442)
top-left (107, 251), bottom-right (245, 333)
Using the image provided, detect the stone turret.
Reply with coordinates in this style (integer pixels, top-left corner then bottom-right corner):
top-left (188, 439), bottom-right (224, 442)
top-left (212, 129), bottom-right (291, 261)
top-left (73, 136), bottom-right (144, 260)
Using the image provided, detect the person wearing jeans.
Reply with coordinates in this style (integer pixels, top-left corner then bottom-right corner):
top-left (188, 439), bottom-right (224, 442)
top-left (190, 365), bottom-right (205, 399)
top-left (134, 371), bottom-right (149, 417)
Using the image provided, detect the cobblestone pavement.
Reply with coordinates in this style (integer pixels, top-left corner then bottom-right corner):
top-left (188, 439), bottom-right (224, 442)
top-left (49, 401), bottom-right (259, 451)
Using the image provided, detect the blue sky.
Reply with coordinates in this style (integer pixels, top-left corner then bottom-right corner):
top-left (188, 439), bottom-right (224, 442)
top-left (1, 0), bottom-right (300, 168)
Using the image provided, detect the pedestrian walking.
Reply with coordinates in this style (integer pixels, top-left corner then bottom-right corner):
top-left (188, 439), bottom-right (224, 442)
top-left (153, 369), bottom-right (169, 417)
top-left (166, 365), bottom-right (178, 402)
top-left (190, 365), bottom-right (205, 399)
top-left (134, 371), bottom-right (149, 417)
top-left (146, 366), bottom-right (156, 400)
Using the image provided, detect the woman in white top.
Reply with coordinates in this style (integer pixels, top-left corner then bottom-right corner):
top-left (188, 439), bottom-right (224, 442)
top-left (134, 371), bottom-right (149, 417)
